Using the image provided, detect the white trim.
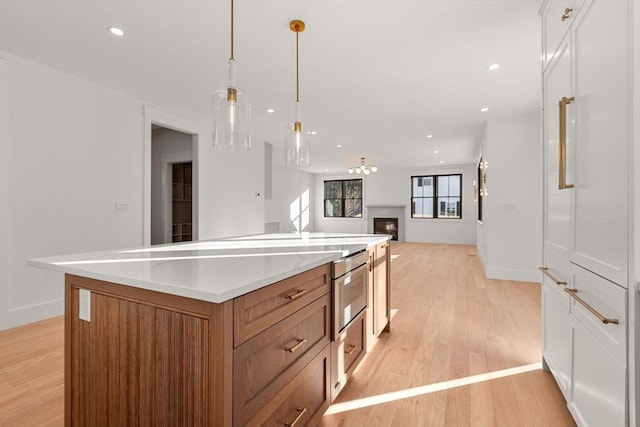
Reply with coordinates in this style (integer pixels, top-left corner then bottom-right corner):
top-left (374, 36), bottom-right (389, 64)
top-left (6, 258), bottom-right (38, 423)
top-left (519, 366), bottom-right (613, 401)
top-left (143, 105), bottom-right (205, 246)
top-left (0, 54), bottom-right (10, 329)
top-left (484, 267), bottom-right (541, 284)
top-left (6, 296), bottom-right (64, 330)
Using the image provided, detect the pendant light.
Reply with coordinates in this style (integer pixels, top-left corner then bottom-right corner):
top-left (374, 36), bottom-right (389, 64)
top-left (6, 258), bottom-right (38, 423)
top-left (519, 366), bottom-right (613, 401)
top-left (348, 157), bottom-right (378, 175)
top-left (284, 20), bottom-right (311, 167)
top-left (213, 0), bottom-right (252, 151)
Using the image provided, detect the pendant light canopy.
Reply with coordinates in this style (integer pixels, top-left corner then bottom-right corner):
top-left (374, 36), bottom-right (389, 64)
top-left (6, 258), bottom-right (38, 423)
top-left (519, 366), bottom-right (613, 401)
top-left (213, 0), bottom-right (252, 151)
top-left (348, 157), bottom-right (378, 175)
top-left (284, 20), bottom-right (311, 167)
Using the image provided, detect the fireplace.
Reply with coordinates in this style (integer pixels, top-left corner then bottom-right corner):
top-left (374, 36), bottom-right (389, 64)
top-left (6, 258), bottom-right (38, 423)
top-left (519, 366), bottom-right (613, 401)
top-left (373, 217), bottom-right (399, 241)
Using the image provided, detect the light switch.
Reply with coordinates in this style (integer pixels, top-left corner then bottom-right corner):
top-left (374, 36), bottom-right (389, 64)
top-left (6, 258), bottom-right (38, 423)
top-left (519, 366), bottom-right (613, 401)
top-left (79, 289), bottom-right (91, 322)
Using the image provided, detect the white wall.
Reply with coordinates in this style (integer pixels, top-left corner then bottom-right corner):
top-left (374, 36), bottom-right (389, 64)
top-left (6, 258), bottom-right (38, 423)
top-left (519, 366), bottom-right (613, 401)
top-left (314, 166), bottom-right (477, 244)
top-left (476, 113), bottom-right (542, 282)
top-left (264, 165), bottom-right (315, 233)
top-left (0, 52), bottom-right (265, 329)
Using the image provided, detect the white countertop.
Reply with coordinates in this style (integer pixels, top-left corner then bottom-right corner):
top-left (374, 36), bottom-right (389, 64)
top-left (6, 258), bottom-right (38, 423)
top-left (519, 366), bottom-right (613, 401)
top-left (29, 232), bottom-right (390, 303)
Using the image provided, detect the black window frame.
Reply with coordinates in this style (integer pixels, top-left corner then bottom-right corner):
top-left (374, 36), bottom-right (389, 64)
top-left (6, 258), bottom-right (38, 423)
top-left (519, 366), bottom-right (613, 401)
top-left (323, 179), bottom-right (363, 218)
top-left (411, 173), bottom-right (462, 219)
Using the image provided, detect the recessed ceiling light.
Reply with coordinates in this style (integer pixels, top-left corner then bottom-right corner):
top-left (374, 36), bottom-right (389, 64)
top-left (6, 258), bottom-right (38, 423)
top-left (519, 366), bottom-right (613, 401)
top-left (481, 107), bottom-right (489, 112)
top-left (336, 144), bottom-right (342, 148)
top-left (324, 169), bottom-right (329, 172)
top-left (267, 108), bottom-right (275, 113)
top-left (427, 134), bottom-right (433, 138)
top-left (488, 63), bottom-right (500, 71)
top-left (439, 160), bottom-right (444, 164)
top-left (108, 26), bottom-right (125, 36)
top-left (311, 131), bottom-right (317, 135)
top-left (433, 150), bottom-right (439, 154)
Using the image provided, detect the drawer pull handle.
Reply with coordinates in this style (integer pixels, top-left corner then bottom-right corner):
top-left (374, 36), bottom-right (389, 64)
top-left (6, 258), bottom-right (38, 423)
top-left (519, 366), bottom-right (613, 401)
top-left (561, 7), bottom-right (573, 21)
top-left (564, 289), bottom-right (619, 325)
top-left (285, 407), bottom-right (307, 427)
top-left (345, 344), bottom-right (358, 355)
top-left (369, 254), bottom-right (374, 272)
top-left (284, 338), bottom-right (307, 353)
top-left (284, 289), bottom-right (308, 301)
top-left (539, 267), bottom-right (567, 285)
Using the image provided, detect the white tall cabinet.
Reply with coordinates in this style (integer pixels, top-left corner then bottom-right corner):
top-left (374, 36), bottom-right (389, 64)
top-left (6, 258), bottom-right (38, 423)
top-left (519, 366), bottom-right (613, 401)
top-left (540, 1), bottom-right (635, 426)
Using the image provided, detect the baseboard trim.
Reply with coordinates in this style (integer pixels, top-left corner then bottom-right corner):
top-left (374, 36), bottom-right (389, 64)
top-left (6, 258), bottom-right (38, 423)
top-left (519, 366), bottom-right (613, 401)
top-left (2, 298), bottom-right (64, 330)
top-left (485, 267), bottom-right (540, 283)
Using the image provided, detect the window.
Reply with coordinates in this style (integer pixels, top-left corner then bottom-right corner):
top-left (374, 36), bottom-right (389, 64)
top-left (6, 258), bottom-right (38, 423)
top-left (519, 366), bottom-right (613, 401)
top-left (324, 179), bottom-right (362, 217)
top-left (411, 174), bottom-right (462, 219)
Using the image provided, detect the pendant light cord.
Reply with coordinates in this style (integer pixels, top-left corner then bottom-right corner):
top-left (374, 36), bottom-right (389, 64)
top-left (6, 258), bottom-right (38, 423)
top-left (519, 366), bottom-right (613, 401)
top-left (295, 30), bottom-right (300, 102)
top-left (230, 0), bottom-right (235, 60)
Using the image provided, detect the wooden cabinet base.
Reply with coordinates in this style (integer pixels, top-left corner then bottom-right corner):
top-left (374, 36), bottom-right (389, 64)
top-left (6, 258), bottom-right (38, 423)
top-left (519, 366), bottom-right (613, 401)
top-left (65, 274), bottom-right (234, 426)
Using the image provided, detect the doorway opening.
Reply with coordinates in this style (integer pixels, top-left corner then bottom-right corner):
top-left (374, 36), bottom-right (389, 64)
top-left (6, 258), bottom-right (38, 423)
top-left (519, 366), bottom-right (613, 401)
top-left (151, 125), bottom-right (196, 245)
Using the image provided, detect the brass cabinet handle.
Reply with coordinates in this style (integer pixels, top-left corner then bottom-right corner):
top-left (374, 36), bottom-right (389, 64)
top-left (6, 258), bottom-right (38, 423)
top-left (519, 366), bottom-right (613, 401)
top-left (558, 96), bottom-right (575, 190)
top-left (284, 289), bottom-right (308, 301)
top-left (539, 266), bottom-right (567, 286)
top-left (345, 344), bottom-right (358, 355)
top-left (565, 289), bottom-right (619, 325)
top-left (285, 407), bottom-right (307, 427)
top-left (561, 7), bottom-right (573, 21)
top-left (369, 254), bottom-right (374, 272)
top-left (284, 338), bottom-right (307, 353)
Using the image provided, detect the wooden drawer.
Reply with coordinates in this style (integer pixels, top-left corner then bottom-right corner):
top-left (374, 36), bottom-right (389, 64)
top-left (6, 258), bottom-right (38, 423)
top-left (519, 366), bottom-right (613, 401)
top-left (234, 263), bottom-right (331, 346)
top-left (234, 294), bottom-right (331, 426)
top-left (569, 263), bottom-right (627, 364)
top-left (331, 312), bottom-right (366, 402)
top-left (245, 345), bottom-right (330, 427)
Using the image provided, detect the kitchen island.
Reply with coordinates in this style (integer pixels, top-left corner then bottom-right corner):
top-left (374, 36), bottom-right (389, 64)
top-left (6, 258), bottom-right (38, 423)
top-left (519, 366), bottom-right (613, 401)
top-left (29, 232), bottom-right (391, 427)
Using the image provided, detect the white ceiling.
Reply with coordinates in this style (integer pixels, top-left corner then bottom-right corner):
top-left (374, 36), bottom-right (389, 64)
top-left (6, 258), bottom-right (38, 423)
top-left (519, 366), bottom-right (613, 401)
top-left (0, 0), bottom-right (541, 173)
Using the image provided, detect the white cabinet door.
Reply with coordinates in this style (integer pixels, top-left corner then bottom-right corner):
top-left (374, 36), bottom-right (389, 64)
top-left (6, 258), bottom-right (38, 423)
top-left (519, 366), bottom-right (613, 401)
top-left (571, 0), bottom-right (629, 287)
top-left (543, 34), bottom-right (573, 281)
top-left (569, 316), bottom-right (627, 427)
top-left (542, 278), bottom-right (572, 400)
top-left (541, 0), bottom-right (585, 71)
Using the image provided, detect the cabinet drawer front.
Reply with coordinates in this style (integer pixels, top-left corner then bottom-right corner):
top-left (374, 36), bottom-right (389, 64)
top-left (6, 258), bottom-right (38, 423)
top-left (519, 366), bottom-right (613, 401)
top-left (541, 284), bottom-right (571, 400)
top-left (569, 316), bottom-right (626, 427)
top-left (246, 345), bottom-right (330, 427)
top-left (234, 295), bottom-right (330, 426)
top-left (234, 264), bottom-right (331, 346)
top-left (570, 264), bottom-right (627, 364)
top-left (331, 313), bottom-right (366, 401)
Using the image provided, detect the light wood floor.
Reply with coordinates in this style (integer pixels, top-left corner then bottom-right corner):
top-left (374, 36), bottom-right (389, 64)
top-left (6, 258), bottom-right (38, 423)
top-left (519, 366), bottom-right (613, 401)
top-left (0, 243), bottom-right (576, 427)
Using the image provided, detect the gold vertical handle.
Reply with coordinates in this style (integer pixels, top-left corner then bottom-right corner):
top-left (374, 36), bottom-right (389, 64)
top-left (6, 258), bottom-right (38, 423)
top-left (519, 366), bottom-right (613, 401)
top-left (558, 96), bottom-right (575, 190)
top-left (369, 254), bottom-right (373, 272)
top-left (285, 407), bottom-right (308, 427)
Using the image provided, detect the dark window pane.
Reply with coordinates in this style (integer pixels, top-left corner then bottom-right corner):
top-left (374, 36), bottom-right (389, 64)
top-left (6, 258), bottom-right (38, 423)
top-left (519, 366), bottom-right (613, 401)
top-left (345, 180), bottom-right (362, 198)
top-left (324, 181), bottom-right (343, 199)
top-left (345, 199), bottom-right (362, 217)
top-left (325, 199), bottom-right (342, 217)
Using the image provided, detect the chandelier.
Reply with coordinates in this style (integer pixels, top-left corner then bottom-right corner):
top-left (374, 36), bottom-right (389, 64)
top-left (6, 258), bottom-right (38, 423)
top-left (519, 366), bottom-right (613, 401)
top-left (348, 157), bottom-right (378, 175)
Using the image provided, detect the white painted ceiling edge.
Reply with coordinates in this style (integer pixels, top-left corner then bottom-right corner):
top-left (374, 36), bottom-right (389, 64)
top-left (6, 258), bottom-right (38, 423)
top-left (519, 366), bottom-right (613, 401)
top-left (0, 0), bottom-right (541, 173)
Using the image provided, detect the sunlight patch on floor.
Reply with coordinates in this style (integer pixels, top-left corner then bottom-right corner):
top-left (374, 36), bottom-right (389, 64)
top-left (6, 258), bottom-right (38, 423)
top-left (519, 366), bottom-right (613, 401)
top-left (324, 362), bottom-right (542, 415)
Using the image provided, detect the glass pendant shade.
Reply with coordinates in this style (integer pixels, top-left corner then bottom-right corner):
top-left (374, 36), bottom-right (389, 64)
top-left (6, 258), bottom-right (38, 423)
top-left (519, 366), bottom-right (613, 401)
top-left (214, 59), bottom-right (252, 151)
top-left (284, 102), bottom-right (310, 166)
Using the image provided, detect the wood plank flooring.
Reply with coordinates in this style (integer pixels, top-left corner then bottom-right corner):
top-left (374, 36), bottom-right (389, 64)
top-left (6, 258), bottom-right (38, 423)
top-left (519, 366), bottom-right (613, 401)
top-left (0, 242), bottom-right (576, 426)
top-left (321, 243), bottom-right (575, 427)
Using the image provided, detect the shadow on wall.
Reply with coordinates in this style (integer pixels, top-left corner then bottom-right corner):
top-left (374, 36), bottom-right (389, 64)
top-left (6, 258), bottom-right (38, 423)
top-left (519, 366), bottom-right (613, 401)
top-left (290, 189), bottom-right (310, 232)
